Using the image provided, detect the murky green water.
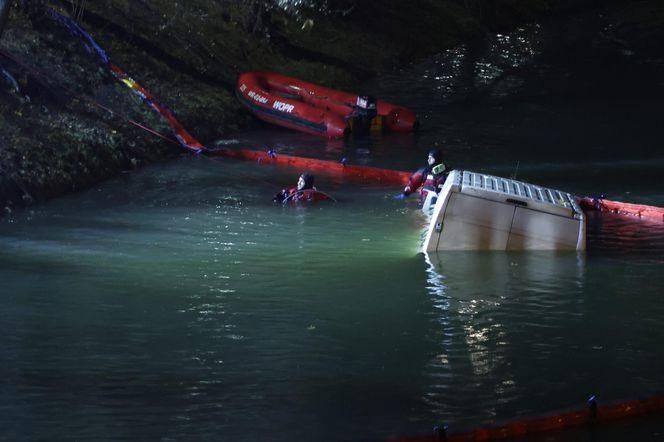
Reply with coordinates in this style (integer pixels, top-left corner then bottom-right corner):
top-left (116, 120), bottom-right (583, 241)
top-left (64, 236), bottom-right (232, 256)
top-left (2, 9), bottom-right (663, 442)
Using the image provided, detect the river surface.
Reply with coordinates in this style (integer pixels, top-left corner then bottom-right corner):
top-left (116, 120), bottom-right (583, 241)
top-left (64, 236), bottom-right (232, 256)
top-left (2, 8), bottom-right (664, 442)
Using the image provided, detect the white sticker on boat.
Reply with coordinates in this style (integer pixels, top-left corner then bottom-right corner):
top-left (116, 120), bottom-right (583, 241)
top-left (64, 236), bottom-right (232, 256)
top-left (248, 90), bottom-right (268, 104)
top-left (239, 83), bottom-right (247, 92)
top-left (273, 101), bottom-right (295, 113)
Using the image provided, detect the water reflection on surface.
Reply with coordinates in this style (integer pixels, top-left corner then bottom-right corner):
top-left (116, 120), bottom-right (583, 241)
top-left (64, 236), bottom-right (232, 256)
top-left (422, 251), bottom-right (589, 424)
top-left (586, 212), bottom-right (664, 261)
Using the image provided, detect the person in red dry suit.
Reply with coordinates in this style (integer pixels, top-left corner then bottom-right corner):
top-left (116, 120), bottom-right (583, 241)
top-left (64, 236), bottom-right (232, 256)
top-left (397, 149), bottom-right (449, 200)
top-left (273, 173), bottom-right (334, 204)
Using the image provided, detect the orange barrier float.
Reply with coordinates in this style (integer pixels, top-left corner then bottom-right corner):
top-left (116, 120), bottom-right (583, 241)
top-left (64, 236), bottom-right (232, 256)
top-left (577, 196), bottom-right (664, 224)
top-left (390, 394), bottom-right (664, 442)
top-left (205, 147), bottom-right (411, 185)
top-left (107, 64), bottom-right (206, 153)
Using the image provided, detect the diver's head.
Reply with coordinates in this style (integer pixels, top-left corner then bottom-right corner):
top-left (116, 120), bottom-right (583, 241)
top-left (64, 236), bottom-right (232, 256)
top-left (428, 149), bottom-right (443, 166)
top-left (298, 173), bottom-right (314, 191)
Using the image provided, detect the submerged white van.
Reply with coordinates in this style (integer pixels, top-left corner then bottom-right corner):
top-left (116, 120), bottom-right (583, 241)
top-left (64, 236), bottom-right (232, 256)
top-left (422, 170), bottom-right (586, 251)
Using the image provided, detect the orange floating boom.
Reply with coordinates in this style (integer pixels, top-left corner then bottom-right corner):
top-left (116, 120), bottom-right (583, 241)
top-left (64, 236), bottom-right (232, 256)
top-left (390, 394), bottom-right (664, 442)
top-left (205, 147), bottom-right (412, 186)
top-left (577, 196), bottom-right (664, 224)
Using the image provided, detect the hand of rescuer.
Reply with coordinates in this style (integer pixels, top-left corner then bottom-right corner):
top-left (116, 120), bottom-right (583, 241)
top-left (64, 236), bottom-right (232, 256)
top-left (403, 168), bottom-right (425, 197)
top-left (273, 189), bottom-right (288, 203)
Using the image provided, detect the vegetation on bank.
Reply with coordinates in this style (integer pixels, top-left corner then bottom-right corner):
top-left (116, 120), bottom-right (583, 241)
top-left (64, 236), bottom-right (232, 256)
top-left (0, 0), bottom-right (654, 214)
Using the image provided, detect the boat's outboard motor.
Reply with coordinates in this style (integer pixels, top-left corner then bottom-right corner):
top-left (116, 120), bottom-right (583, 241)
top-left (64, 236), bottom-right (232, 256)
top-left (356, 95), bottom-right (377, 119)
top-left (348, 95), bottom-right (379, 134)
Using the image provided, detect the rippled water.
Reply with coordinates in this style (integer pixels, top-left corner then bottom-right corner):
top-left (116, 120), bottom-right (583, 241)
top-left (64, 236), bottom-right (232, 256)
top-left (2, 8), bottom-right (664, 442)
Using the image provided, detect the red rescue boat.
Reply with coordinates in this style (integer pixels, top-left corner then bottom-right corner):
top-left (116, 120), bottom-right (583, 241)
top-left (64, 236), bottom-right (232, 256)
top-left (236, 71), bottom-right (418, 138)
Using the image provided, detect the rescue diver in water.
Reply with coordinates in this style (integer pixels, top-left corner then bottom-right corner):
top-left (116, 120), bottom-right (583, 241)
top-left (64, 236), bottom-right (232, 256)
top-left (274, 172), bottom-right (324, 203)
top-left (398, 149), bottom-right (449, 199)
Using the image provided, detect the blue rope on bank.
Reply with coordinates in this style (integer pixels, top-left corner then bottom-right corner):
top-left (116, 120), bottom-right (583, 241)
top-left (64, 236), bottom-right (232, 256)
top-left (48, 9), bottom-right (109, 64)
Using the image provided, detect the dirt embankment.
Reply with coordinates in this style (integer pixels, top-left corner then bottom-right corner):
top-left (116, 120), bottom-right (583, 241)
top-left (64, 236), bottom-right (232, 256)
top-left (0, 0), bottom-right (649, 215)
